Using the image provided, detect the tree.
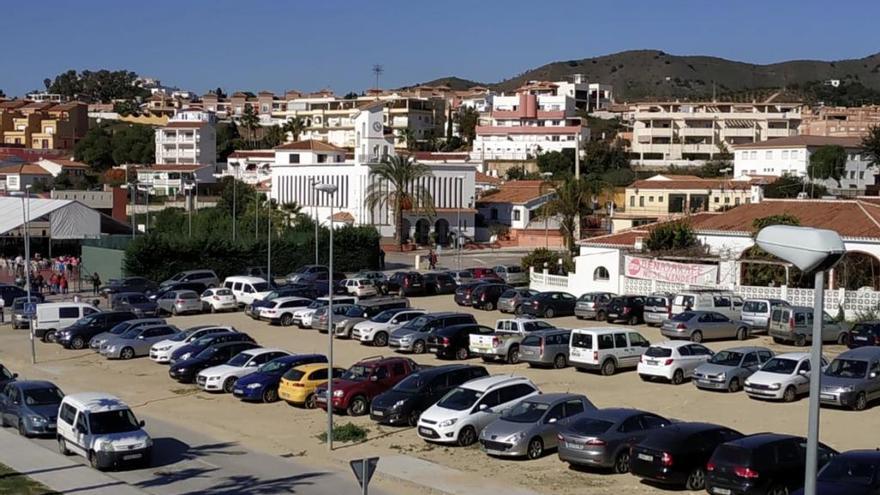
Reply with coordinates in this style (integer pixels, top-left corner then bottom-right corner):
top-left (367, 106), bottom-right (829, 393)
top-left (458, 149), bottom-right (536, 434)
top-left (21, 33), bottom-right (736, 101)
top-left (216, 177), bottom-right (257, 216)
top-left (644, 220), bottom-right (699, 252)
top-left (537, 150), bottom-right (574, 178)
top-left (282, 117), bottom-right (306, 142)
top-left (44, 69), bottom-right (148, 103)
top-left (582, 140), bottom-right (630, 174)
top-left (111, 125), bottom-right (155, 165)
top-left (520, 247), bottom-right (574, 275)
top-left (214, 87), bottom-right (226, 98)
top-left (455, 107), bottom-right (479, 145)
top-left (262, 125), bottom-right (286, 148)
top-left (584, 116), bottom-right (623, 142)
top-left (74, 126), bottom-right (114, 171)
top-left (541, 177), bottom-right (593, 252)
top-left (741, 215), bottom-right (805, 287)
top-left (113, 100), bottom-right (141, 117)
top-left (752, 214), bottom-right (800, 235)
top-left (808, 145), bottom-right (847, 186)
top-left (397, 128), bottom-right (417, 150)
top-left (239, 105), bottom-right (260, 147)
top-left (695, 160), bottom-right (733, 178)
top-left (862, 125), bottom-right (880, 168)
top-left (763, 175), bottom-right (828, 198)
top-left (343, 92), bottom-right (359, 99)
top-left (279, 201), bottom-right (304, 228)
top-left (364, 155), bottom-right (434, 247)
top-left (216, 122), bottom-right (241, 162)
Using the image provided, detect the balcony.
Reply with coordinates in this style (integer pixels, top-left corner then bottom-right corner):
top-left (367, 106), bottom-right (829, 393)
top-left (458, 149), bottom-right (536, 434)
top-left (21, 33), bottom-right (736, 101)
top-left (637, 127), bottom-right (673, 138)
top-left (679, 127), bottom-right (714, 137)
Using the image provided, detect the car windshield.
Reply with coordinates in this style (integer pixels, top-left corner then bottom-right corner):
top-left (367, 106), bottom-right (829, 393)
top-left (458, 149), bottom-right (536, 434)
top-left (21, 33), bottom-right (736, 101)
top-left (671, 312), bottom-right (695, 322)
top-left (259, 360), bottom-right (290, 374)
top-left (645, 347), bottom-right (673, 358)
top-left (503, 400), bottom-right (550, 423)
top-left (761, 358), bottom-right (798, 374)
top-left (88, 409), bottom-right (141, 435)
top-left (169, 273), bottom-right (185, 281)
top-left (0, 367), bottom-right (12, 380)
top-left (817, 456), bottom-right (877, 485)
top-left (308, 300), bottom-right (327, 309)
top-left (74, 314), bottom-right (100, 326)
top-left (227, 353), bottom-right (253, 367)
top-left (264, 291), bottom-right (282, 300)
top-left (568, 418), bottom-right (613, 436)
top-left (127, 295), bottom-right (148, 304)
top-left (404, 316), bottom-right (430, 330)
top-left (437, 387), bottom-right (482, 411)
top-left (825, 359), bottom-right (868, 379)
top-left (23, 387), bottom-right (64, 406)
top-left (168, 332), bottom-right (189, 342)
top-left (850, 323), bottom-right (879, 336)
top-left (108, 322), bottom-right (132, 335)
top-left (119, 328), bottom-right (144, 339)
top-left (394, 374), bottom-right (426, 393)
top-left (345, 306), bottom-right (368, 317)
top-left (709, 351), bottom-right (744, 366)
top-left (371, 310), bottom-right (397, 323)
top-left (341, 365), bottom-right (373, 381)
top-left (283, 369), bottom-right (306, 381)
top-left (252, 283), bottom-right (269, 292)
top-left (214, 289), bottom-right (233, 296)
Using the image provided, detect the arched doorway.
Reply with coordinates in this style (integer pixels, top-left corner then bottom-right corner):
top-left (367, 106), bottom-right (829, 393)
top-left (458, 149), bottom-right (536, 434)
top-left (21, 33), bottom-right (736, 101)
top-left (434, 218), bottom-right (450, 246)
top-left (399, 218), bottom-right (412, 243)
top-left (414, 219), bottom-right (430, 245)
top-left (834, 251), bottom-right (880, 290)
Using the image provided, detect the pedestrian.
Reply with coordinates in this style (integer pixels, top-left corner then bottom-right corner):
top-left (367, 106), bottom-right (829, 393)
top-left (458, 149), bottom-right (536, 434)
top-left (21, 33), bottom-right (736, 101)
top-left (378, 247), bottom-right (386, 271)
top-left (35, 274), bottom-right (44, 294)
top-left (427, 249), bottom-right (436, 270)
top-left (49, 273), bottom-right (58, 295)
top-left (60, 274), bottom-right (68, 294)
top-left (92, 272), bottom-right (101, 296)
top-left (0, 295), bottom-right (4, 324)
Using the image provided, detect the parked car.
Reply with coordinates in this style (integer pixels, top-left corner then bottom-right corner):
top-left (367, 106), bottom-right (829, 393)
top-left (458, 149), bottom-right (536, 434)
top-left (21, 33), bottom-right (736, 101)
top-left (10, 294), bottom-right (45, 329)
top-left (520, 329), bottom-right (573, 369)
top-left (568, 328), bottom-right (651, 375)
top-left (556, 408), bottom-right (672, 473)
top-left (340, 278), bottom-right (379, 298)
top-left (386, 272), bottom-right (425, 297)
top-left (278, 363), bottom-right (347, 408)
top-left (241, 266), bottom-right (270, 279)
top-left (56, 393), bottom-right (153, 470)
top-left (110, 292), bottom-right (159, 318)
top-left (353, 270), bottom-right (387, 287)
top-left (370, 364), bottom-right (489, 426)
top-left (417, 375), bottom-right (540, 446)
top-left (35, 302), bottom-right (100, 343)
top-left (148, 282), bottom-right (208, 302)
top-left (522, 291), bottom-right (577, 318)
top-left (245, 286), bottom-right (316, 318)
top-left (332, 298), bottom-right (410, 339)
top-left (706, 433), bottom-right (838, 495)
top-left (469, 318), bottom-right (558, 364)
top-left (352, 309), bottom-right (427, 347)
top-left (160, 269), bottom-right (219, 289)
top-left (155, 290), bottom-right (202, 316)
top-left (0, 285), bottom-right (28, 310)
top-left (448, 270), bottom-right (475, 285)
top-left (453, 281), bottom-right (488, 307)
top-left (480, 393), bottom-right (595, 459)
top-left (168, 341), bottom-right (260, 383)
top-left (100, 277), bottom-right (158, 297)
top-left (285, 265), bottom-right (329, 284)
top-left (0, 364), bottom-right (16, 389)
top-left (200, 287), bottom-right (238, 313)
top-left (169, 331), bottom-right (256, 364)
top-left (492, 265), bottom-right (528, 285)
top-left (847, 321), bottom-right (880, 349)
top-left (470, 267), bottom-right (503, 282)
top-left (820, 346), bottom-right (880, 411)
top-left (0, 380), bottom-right (65, 437)
top-left (605, 295), bottom-right (646, 325)
top-left (637, 340), bottom-right (715, 384)
top-left (222, 276), bottom-right (272, 307)
top-left (149, 325), bottom-right (236, 363)
top-left (232, 354), bottom-right (328, 403)
top-left (744, 352), bottom-right (829, 402)
top-left (693, 346), bottom-right (775, 393)
top-left (313, 304), bottom-right (357, 333)
top-left (630, 422), bottom-right (744, 491)
top-left (792, 449), bottom-right (880, 495)
top-left (427, 323), bottom-right (494, 360)
top-left (498, 288), bottom-right (539, 315)
top-left (574, 292), bottom-right (615, 321)
top-left (471, 283), bottom-right (512, 311)
top-left (672, 290), bottom-right (741, 319)
top-left (422, 272), bottom-right (457, 295)
top-left (258, 297), bottom-right (313, 326)
top-left (769, 305), bottom-right (849, 346)
top-left (89, 318), bottom-right (165, 351)
top-left (314, 356), bottom-right (419, 416)
top-left (288, 296), bottom-right (358, 329)
top-left (99, 324), bottom-right (180, 360)
top-left (389, 312), bottom-right (476, 354)
top-left (660, 310), bottom-right (752, 343)
top-left (55, 311), bottom-right (136, 350)
top-left (740, 298), bottom-right (790, 332)
top-left (642, 293), bottom-right (674, 327)
top-left (197, 348), bottom-right (290, 393)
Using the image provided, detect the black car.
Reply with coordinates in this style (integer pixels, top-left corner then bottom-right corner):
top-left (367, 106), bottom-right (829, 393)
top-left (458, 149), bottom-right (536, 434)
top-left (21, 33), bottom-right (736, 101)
top-left (521, 291), bottom-right (577, 318)
top-left (792, 449), bottom-right (880, 495)
top-left (422, 273), bottom-right (457, 295)
top-left (847, 321), bottom-right (880, 349)
top-left (169, 331), bottom-right (254, 363)
top-left (100, 277), bottom-right (158, 296)
top-left (453, 281), bottom-right (488, 306)
top-left (56, 311), bottom-right (137, 349)
top-left (370, 364), bottom-right (488, 426)
top-left (387, 272), bottom-right (425, 297)
top-left (606, 295), bottom-right (647, 325)
top-left (427, 323), bottom-right (495, 360)
top-left (0, 364), bottom-right (16, 389)
top-left (630, 422), bottom-right (744, 490)
top-left (168, 341), bottom-right (260, 383)
top-left (471, 283), bottom-right (512, 311)
top-left (706, 433), bottom-right (838, 495)
top-left (0, 285), bottom-right (28, 307)
top-left (148, 282), bottom-right (208, 302)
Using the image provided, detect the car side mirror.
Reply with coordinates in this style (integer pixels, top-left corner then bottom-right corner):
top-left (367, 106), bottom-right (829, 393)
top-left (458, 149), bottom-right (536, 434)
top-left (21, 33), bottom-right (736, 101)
top-left (139, 420), bottom-right (146, 428)
top-left (798, 369), bottom-right (808, 376)
top-left (370, 375), bottom-right (378, 382)
top-left (548, 417), bottom-right (558, 424)
top-left (478, 403), bottom-right (488, 412)
top-left (247, 362), bottom-right (258, 367)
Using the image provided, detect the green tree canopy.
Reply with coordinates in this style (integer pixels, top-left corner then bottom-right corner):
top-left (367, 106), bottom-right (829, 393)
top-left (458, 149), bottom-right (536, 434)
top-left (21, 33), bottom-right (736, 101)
top-left (364, 155), bottom-right (434, 246)
top-left (645, 220), bottom-right (699, 252)
top-left (808, 145), bottom-right (847, 185)
top-left (44, 69), bottom-right (149, 103)
top-left (542, 177), bottom-right (593, 252)
top-left (537, 150), bottom-right (574, 178)
top-left (111, 125), bottom-right (155, 165)
top-left (455, 107), bottom-right (479, 145)
top-left (763, 175), bottom-right (828, 198)
top-left (73, 126), bottom-right (114, 170)
top-left (862, 125), bottom-right (880, 168)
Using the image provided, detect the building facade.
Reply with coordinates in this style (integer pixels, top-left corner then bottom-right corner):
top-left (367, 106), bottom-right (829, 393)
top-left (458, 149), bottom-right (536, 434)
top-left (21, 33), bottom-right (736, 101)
top-left (155, 109), bottom-right (217, 166)
top-left (134, 164), bottom-right (216, 196)
top-left (800, 105), bottom-right (880, 138)
top-left (0, 100), bottom-right (88, 150)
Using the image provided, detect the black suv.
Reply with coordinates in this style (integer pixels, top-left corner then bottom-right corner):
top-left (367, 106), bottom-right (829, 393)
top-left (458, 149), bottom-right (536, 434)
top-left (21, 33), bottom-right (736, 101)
top-left (370, 364), bottom-right (488, 426)
top-left (427, 323), bottom-right (495, 360)
top-left (386, 272), bottom-right (425, 297)
top-left (422, 273), bottom-right (457, 295)
top-left (605, 295), bottom-right (647, 325)
top-left (521, 291), bottom-right (577, 318)
top-left (56, 311), bottom-right (137, 349)
top-left (0, 285), bottom-right (28, 308)
top-left (471, 283), bottom-right (512, 311)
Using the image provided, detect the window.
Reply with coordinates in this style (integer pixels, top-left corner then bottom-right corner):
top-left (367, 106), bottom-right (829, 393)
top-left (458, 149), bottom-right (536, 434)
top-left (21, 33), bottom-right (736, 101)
top-left (500, 384), bottom-right (536, 404)
top-left (59, 404), bottom-right (76, 425)
top-left (59, 307), bottom-right (79, 319)
top-left (639, 196), bottom-right (645, 207)
top-left (392, 363), bottom-right (406, 375)
top-left (308, 369), bottom-right (328, 381)
top-left (593, 266), bottom-right (610, 281)
top-left (628, 333), bottom-right (649, 347)
top-left (490, 208), bottom-right (498, 220)
top-left (476, 390), bottom-right (502, 410)
top-left (735, 197), bottom-right (741, 205)
top-left (565, 400), bottom-right (585, 417)
top-left (648, 196), bottom-right (654, 203)
top-left (629, 196), bottom-right (635, 207)
top-left (614, 333), bottom-right (628, 348)
top-left (765, 151), bottom-right (772, 159)
top-left (513, 210), bottom-right (521, 221)
top-left (289, 153), bottom-right (300, 164)
top-left (618, 416), bottom-right (643, 433)
top-left (742, 353), bottom-right (759, 368)
top-left (714, 197), bottom-right (720, 203)
top-left (782, 150), bottom-right (789, 159)
top-left (598, 333), bottom-right (614, 350)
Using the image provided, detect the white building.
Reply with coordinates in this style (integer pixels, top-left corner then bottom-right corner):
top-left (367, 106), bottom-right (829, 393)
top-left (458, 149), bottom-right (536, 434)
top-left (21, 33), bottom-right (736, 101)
top-left (134, 164), bottom-right (216, 196)
top-left (553, 74), bottom-right (614, 112)
top-left (733, 135), bottom-right (875, 194)
top-left (155, 109), bottom-right (217, 166)
top-left (223, 150), bottom-right (277, 186)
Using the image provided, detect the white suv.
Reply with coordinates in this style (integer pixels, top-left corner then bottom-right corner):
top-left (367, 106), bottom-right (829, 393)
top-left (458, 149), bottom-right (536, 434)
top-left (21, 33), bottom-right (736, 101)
top-left (568, 328), bottom-right (651, 376)
top-left (196, 348), bottom-right (289, 393)
top-left (416, 375), bottom-right (539, 447)
top-left (291, 296), bottom-right (358, 329)
top-left (744, 352), bottom-right (828, 402)
top-left (150, 325), bottom-right (236, 363)
top-left (637, 340), bottom-right (715, 384)
top-left (352, 309), bottom-right (427, 347)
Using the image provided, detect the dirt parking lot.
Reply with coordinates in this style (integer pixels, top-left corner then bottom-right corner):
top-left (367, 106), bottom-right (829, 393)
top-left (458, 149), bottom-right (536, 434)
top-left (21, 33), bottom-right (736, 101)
top-left (0, 293), bottom-right (872, 495)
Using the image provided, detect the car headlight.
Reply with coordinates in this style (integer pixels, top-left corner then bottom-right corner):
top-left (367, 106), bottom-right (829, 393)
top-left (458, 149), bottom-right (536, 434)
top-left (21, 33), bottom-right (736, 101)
top-left (768, 383), bottom-right (782, 390)
top-left (400, 336), bottom-right (413, 342)
top-left (247, 383), bottom-right (263, 389)
top-left (838, 385), bottom-right (855, 392)
top-left (438, 418), bottom-right (457, 428)
top-left (744, 380), bottom-right (751, 387)
top-left (157, 345), bottom-right (171, 351)
top-left (144, 437), bottom-right (153, 448)
top-left (393, 399), bottom-right (407, 409)
top-left (179, 352), bottom-right (192, 361)
top-left (97, 442), bottom-right (115, 452)
top-left (716, 372), bottom-right (726, 381)
top-left (28, 415), bottom-right (47, 425)
top-left (207, 376), bottom-right (220, 381)
top-left (107, 346), bottom-right (118, 352)
top-left (176, 367), bottom-right (188, 373)
top-left (332, 389), bottom-right (345, 398)
top-left (507, 431), bottom-right (527, 443)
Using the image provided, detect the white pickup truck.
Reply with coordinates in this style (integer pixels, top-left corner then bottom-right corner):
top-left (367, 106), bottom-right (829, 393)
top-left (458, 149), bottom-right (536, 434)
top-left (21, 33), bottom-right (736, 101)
top-left (469, 318), bottom-right (558, 364)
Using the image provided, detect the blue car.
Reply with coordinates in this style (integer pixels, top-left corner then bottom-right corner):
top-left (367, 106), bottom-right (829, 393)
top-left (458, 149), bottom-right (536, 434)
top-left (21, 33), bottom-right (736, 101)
top-left (792, 450), bottom-right (880, 495)
top-left (0, 380), bottom-right (64, 437)
top-left (232, 354), bottom-right (327, 403)
top-left (0, 364), bottom-right (15, 389)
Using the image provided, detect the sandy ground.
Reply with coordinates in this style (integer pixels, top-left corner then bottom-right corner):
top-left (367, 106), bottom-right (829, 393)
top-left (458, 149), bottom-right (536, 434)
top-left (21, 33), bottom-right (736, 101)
top-left (0, 294), bottom-right (868, 495)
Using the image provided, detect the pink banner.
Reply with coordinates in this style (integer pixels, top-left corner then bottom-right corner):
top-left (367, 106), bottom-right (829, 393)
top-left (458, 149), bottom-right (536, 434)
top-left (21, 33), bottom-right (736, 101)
top-left (624, 256), bottom-right (718, 285)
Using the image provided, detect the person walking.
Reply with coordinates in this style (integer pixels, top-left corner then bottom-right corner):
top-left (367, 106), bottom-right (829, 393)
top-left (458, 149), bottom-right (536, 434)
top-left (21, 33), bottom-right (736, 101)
top-left (60, 274), bottom-right (68, 295)
top-left (49, 273), bottom-right (58, 295)
top-left (0, 295), bottom-right (5, 324)
top-left (378, 247), bottom-right (386, 271)
top-left (92, 272), bottom-right (101, 296)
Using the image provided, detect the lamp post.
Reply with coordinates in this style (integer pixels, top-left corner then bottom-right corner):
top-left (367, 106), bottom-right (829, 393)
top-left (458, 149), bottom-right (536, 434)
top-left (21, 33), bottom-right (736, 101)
top-left (313, 182), bottom-right (338, 451)
top-left (310, 178), bottom-right (319, 264)
top-left (230, 164), bottom-right (240, 243)
top-left (184, 180), bottom-right (196, 237)
top-left (122, 182), bottom-right (137, 239)
top-left (455, 176), bottom-right (464, 270)
top-left (137, 185), bottom-right (153, 233)
top-left (540, 172), bottom-right (553, 248)
top-left (756, 225), bottom-right (845, 495)
top-left (267, 199), bottom-right (273, 285)
top-left (11, 187), bottom-right (35, 363)
top-left (255, 189), bottom-right (260, 241)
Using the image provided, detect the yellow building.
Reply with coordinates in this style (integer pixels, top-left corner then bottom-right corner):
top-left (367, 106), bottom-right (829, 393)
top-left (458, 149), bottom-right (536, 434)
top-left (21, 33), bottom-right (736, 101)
top-left (0, 100), bottom-right (88, 149)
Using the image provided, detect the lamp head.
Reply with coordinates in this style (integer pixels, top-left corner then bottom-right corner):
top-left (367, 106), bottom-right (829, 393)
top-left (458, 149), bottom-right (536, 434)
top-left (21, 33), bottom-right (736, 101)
top-left (314, 183), bottom-right (338, 194)
top-left (756, 225), bottom-right (845, 273)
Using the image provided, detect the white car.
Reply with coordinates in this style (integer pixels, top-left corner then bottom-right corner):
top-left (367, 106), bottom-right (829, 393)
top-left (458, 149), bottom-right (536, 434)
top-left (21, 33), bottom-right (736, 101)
top-left (416, 375), bottom-right (540, 446)
top-left (196, 348), bottom-right (290, 393)
top-left (352, 309), bottom-right (427, 346)
top-left (258, 296), bottom-right (313, 325)
top-left (289, 296), bottom-right (358, 328)
top-left (744, 352), bottom-right (828, 402)
top-left (637, 340), bottom-right (715, 384)
top-left (200, 288), bottom-right (238, 313)
top-left (150, 325), bottom-right (236, 363)
top-left (341, 278), bottom-right (379, 297)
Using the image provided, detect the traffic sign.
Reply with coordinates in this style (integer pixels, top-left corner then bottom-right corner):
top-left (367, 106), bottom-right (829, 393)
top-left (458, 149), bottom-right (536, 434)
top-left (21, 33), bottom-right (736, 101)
top-left (350, 457), bottom-right (379, 493)
top-left (23, 303), bottom-right (36, 316)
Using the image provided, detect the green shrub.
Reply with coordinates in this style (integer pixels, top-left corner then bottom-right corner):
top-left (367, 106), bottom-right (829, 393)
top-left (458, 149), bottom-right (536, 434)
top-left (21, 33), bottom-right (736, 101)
top-left (520, 248), bottom-right (574, 275)
top-left (316, 422), bottom-right (369, 444)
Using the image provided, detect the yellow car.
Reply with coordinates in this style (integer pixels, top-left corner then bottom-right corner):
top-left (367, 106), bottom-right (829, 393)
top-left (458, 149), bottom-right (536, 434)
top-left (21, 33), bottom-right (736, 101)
top-left (278, 363), bottom-right (346, 408)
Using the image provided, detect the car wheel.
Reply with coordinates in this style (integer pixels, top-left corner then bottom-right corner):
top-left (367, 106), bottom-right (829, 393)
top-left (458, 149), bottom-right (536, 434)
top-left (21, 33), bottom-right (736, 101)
top-left (783, 386), bottom-right (797, 403)
top-left (736, 327), bottom-right (749, 340)
top-left (43, 330), bottom-right (56, 343)
top-left (767, 484), bottom-right (789, 495)
top-left (853, 392), bottom-right (868, 411)
top-left (18, 420), bottom-right (29, 438)
top-left (120, 347), bottom-right (135, 360)
top-left (837, 333), bottom-right (849, 346)
top-left (507, 346), bottom-right (520, 364)
top-left (88, 451), bottom-right (103, 470)
top-left (484, 301), bottom-right (495, 311)
top-left (772, 337), bottom-right (783, 344)
top-left (514, 305), bottom-right (524, 316)
top-left (481, 356), bottom-right (495, 363)
top-left (457, 426), bottom-right (477, 447)
top-left (71, 336), bottom-right (86, 350)
top-left (280, 314), bottom-right (293, 326)
top-left (613, 450), bottom-right (631, 474)
top-left (544, 308), bottom-right (555, 318)
top-left (553, 354), bottom-right (567, 369)
top-left (672, 369), bottom-right (685, 385)
top-left (627, 315), bottom-right (639, 326)
top-left (57, 437), bottom-right (70, 456)
top-left (210, 304), bottom-right (217, 314)
top-left (373, 332), bottom-right (388, 347)
top-left (347, 396), bottom-right (368, 416)
top-left (690, 331), bottom-right (703, 343)
top-left (263, 388), bottom-right (279, 403)
top-left (727, 378), bottom-right (742, 393)
top-left (684, 467), bottom-right (706, 490)
top-left (596, 311), bottom-right (606, 321)
top-left (223, 377), bottom-right (237, 394)
top-left (576, 315), bottom-right (584, 320)
top-left (794, 334), bottom-right (807, 347)
top-left (455, 347), bottom-right (469, 360)
top-left (408, 410), bottom-right (421, 427)
top-left (526, 437), bottom-right (544, 460)
top-left (601, 359), bottom-right (617, 376)
top-left (304, 394), bottom-right (317, 409)
top-left (412, 340), bottom-right (426, 354)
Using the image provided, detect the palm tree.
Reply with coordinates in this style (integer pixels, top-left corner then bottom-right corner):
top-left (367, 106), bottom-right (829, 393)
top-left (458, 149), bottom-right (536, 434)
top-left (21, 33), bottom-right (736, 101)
top-left (397, 128), bottom-right (417, 150)
top-left (542, 177), bottom-right (593, 252)
top-left (279, 201), bottom-right (303, 228)
top-left (263, 125), bottom-right (286, 147)
top-left (364, 155), bottom-right (434, 247)
top-left (282, 117), bottom-right (306, 142)
top-left (239, 105), bottom-right (260, 147)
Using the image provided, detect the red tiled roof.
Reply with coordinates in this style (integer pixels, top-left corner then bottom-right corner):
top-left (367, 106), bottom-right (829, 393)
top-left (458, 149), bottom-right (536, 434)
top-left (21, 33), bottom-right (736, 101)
top-left (41, 158), bottom-right (89, 169)
top-left (274, 139), bottom-right (345, 152)
top-left (476, 180), bottom-right (552, 205)
top-left (229, 150), bottom-right (275, 158)
top-left (732, 135), bottom-right (863, 150)
top-left (407, 151), bottom-right (471, 161)
top-left (330, 211), bottom-right (355, 223)
top-left (0, 163), bottom-right (52, 176)
top-left (475, 172), bottom-right (502, 185)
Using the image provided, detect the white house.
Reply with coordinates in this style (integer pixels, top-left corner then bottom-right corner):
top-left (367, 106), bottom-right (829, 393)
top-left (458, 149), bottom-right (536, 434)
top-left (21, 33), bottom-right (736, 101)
top-left (0, 158), bottom-right (90, 192)
top-left (222, 150), bottom-right (276, 186)
top-left (155, 109), bottom-right (217, 166)
top-left (134, 164), bottom-right (216, 196)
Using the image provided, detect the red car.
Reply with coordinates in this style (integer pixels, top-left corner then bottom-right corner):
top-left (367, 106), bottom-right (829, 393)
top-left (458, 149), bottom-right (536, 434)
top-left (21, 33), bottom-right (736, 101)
top-left (314, 356), bottom-right (418, 416)
top-left (469, 268), bottom-right (503, 282)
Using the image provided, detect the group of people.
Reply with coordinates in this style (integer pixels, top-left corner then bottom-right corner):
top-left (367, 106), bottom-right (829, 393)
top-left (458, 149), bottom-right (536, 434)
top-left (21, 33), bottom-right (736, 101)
top-left (1, 254), bottom-right (82, 294)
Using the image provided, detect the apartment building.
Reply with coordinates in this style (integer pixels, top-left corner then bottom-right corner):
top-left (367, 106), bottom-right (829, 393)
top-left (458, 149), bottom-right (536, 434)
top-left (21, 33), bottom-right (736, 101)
top-left (224, 150), bottom-right (276, 186)
top-left (630, 101), bottom-right (802, 167)
top-left (155, 109), bottom-right (217, 166)
top-left (800, 105), bottom-right (880, 138)
top-left (0, 158), bottom-right (89, 192)
top-left (200, 91), bottom-right (290, 124)
top-left (553, 74), bottom-right (614, 112)
top-left (0, 100), bottom-right (88, 150)
top-left (134, 164), bottom-right (216, 196)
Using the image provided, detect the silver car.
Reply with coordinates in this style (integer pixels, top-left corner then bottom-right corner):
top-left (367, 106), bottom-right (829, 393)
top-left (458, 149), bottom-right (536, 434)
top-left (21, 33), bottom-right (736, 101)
top-left (498, 288), bottom-right (538, 315)
top-left (660, 310), bottom-right (751, 343)
top-left (820, 346), bottom-right (880, 411)
top-left (693, 346), bottom-right (774, 393)
top-left (312, 304), bottom-right (356, 333)
top-left (768, 305), bottom-right (849, 346)
top-left (574, 292), bottom-right (614, 320)
top-left (493, 265), bottom-right (528, 286)
top-left (480, 393), bottom-right (595, 459)
top-left (643, 293), bottom-right (674, 327)
top-left (156, 290), bottom-right (202, 316)
top-left (89, 318), bottom-right (166, 351)
top-left (99, 324), bottom-right (180, 360)
top-left (520, 329), bottom-right (572, 369)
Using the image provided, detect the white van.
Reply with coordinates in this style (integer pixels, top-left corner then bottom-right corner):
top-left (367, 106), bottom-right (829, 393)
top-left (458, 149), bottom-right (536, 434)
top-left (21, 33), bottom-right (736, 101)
top-left (222, 276), bottom-right (272, 307)
top-left (35, 302), bottom-right (100, 343)
top-left (568, 328), bottom-right (651, 376)
top-left (671, 291), bottom-right (742, 319)
top-left (56, 393), bottom-right (152, 470)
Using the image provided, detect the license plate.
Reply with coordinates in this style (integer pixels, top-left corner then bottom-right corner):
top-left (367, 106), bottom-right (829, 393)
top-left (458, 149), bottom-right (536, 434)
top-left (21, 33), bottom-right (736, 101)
top-left (711, 488), bottom-right (731, 495)
top-left (427, 346), bottom-right (438, 353)
top-left (647, 360), bottom-right (658, 365)
top-left (123, 453), bottom-right (142, 460)
top-left (418, 427), bottom-right (432, 436)
top-left (820, 393), bottom-right (835, 400)
top-left (565, 442), bottom-right (582, 449)
top-left (233, 389), bottom-right (243, 395)
top-left (373, 410), bottom-right (384, 417)
top-left (607, 313), bottom-right (618, 318)
top-left (637, 453), bottom-right (653, 462)
top-left (855, 336), bottom-right (868, 341)
top-left (48, 423), bottom-right (56, 428)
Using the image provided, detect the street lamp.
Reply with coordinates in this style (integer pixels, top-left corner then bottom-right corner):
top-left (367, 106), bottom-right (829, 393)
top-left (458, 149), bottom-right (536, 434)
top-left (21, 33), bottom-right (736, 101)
top-left (540, 172), bottom-right (553, 248)
top-left (267, 198), bottom-right (273, 285)
top-left (313, 182), bottom-right (338, 451)
top-left (310, 178), bottom-right (319, 264)
top-left (137, 184), bottom-right (153, 233)
top-left (121, 182), bottom-right (137, 239)
top-left (455, 176), bottom-right (464, 270)
top-left (183, 180), bottom-right (196, 237)
top-left (10, 186), bottom-right (35, 364)
top-left (230, 163), bottom-right (240, 242)
top-left (756, 225), bottom-right (845, 495)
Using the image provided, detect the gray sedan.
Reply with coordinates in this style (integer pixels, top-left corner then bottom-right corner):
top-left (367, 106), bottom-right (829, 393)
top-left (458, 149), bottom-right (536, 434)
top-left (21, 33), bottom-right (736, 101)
top-left (498, 288), bottom-right (538, 315)
top-left (693, 346), bottom-right (774, 393)
top-left (99, 324), bottom-right (180, 359)
top-left (820, 347), bottom-right (880, 411)
top-left (660, 310), bottom-right (751, 343)
top-left (479, 393), bottom-right (595, 459)
top-left (156, 290), bottom-right (203, 316)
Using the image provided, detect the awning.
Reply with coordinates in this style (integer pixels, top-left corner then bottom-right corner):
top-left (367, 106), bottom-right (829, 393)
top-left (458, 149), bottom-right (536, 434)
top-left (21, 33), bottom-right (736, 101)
top-left (0, 197), bottom-right (102, 239)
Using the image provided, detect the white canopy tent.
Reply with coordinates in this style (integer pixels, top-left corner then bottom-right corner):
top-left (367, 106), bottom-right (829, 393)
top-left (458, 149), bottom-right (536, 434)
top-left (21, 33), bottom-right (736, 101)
top-left (0, 197), bottom-right (102, 239)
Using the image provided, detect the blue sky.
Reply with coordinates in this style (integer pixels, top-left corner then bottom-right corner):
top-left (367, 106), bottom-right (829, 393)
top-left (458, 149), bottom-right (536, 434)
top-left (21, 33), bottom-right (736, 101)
top-left (4, 0), bottom-right (879, 97)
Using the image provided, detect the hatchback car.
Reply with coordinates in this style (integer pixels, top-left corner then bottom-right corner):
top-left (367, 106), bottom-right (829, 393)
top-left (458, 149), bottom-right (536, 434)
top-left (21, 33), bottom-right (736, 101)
top-left (605, 295), bottom-right (646, 325)
top-left (312, 304), bottom-right (356, 333)
top-left (156, 290), bottom-right (202, 316)
top-left (422, 272), bottom-right (457, 295)
top-left (386, 272), bottom-right (425, 297)
top-left (332, 298), bottom-right (410, 339)
top-left (352, 309), bottom-right (427, 347)
top-left (148, 282), bottom-right (208, 302)
top-left (169, 341), bottom-right (260, 383)
top-left (149, 325), bottom-right (236, 363)
top-left (768, 306), bottom-right (848, 347)
top-left (480, 393), bottom-right (595, 460)
top-left (470, 267), bottom-right (503, 282)
top-left (232, 353), bottom-right (327, 403)
top-left (522, 291), bottom-right (577, 318)
top-left (492, 265), bottom-right (528, 285)
top-left (820, 346), bottom-right (880, 411)
top-left (637, 341), bottom-right (715, 384)
top-left (744, 352), bottom-right (829, 402)
top-left (100, 324), bottom-right (180, 360)
top-left (200, 287), bottom-right (238, 313)
top-left (520, 329), bottom-right (572, 369)
top-left (0, 380), bottom-right (64, 437)
top-left (0, 364), bottom-right (15, 389)
top-left (197, 348), bottom-right (289, 393)
top-left (169, 331), bottom-right (256, 363)
top-left (110, 292), bottom-right (159, 318)
top-left (574, 292), bottom-right (615, 320)
top-left (642, 293), bottom-right (674, 327)
top-left (498, 288), bottom-right (538, 315)
top-left (693, 346), bottom-right (774, 393)
top-left (278, 363), bottom-right (347, 409)
top-left (341, 278), bottom-right (379, 298)
top-left (847, 321), bottom-right (880, 349)
top-left (661, 310), bottom-right (752, 343)
top-left (792, 449), bottom-right (880, 495)
top-left (471, 283), bottom-right (512, 311)
top-left (453, 281), bottom-right (488, 307)
top-left (315, 356), bottom-right (419, 416)
top-left (258, 296), bottom-right (313, 325)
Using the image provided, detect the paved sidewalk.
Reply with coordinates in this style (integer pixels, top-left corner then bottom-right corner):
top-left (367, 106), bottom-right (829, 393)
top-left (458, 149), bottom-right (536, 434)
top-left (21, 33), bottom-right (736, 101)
top-left (376, 455), bottom-right (541, 495)
top-left (0, 428), bottom-right (146, 495)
